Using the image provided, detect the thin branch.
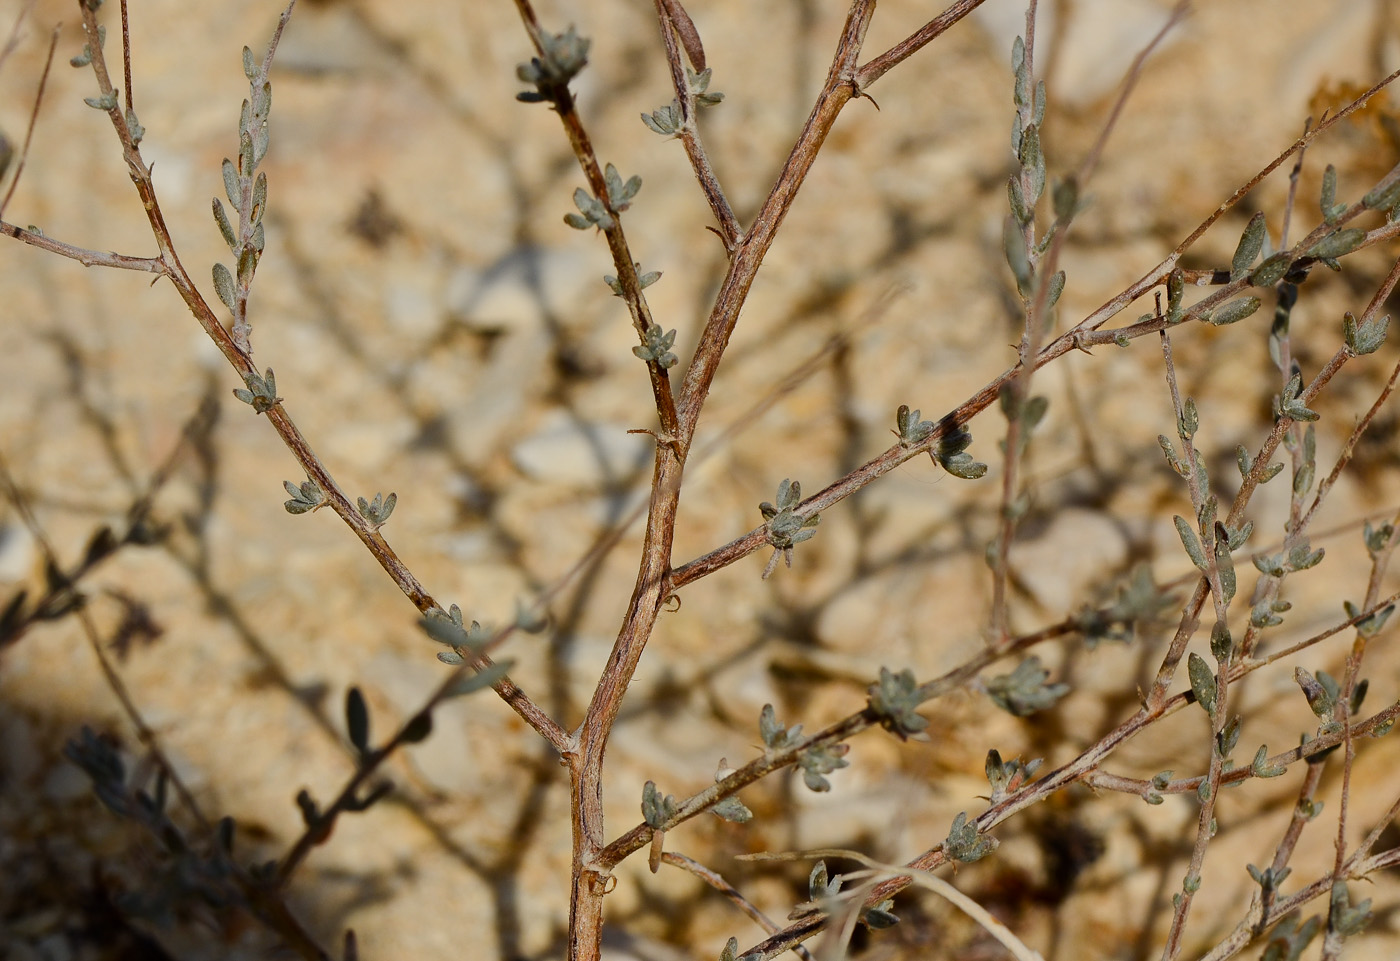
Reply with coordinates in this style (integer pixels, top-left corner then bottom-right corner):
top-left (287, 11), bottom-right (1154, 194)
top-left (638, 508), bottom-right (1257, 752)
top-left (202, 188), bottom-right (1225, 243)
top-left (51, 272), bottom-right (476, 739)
top-left (0, 24), bottom-right (58, 221)
top-left (1322, 508), bottom-right (1400, 957)
top-left (990, 1), bottom-right (1187, 644)
top-left (744, 849), bottom-right (1045, 961)
top-left (1300, 347), bottom-right (1400, 536)
top-left (512, 0), bottom-right (679, 437)
top-left (1198, 842), bottom-right (1400, 961)
top-left (119, 0), bottom-right (132, 113)
top-left (987, 0), bottom-right (1041, 643)
top-left (0, 0), bottom-right (39, 74)
top-left (661, 852), bottom-right (814, 961)
top-left (722, 580), bottom-right (1400, 961)
top-left (599, 595), bottom-right (1170, 868)
top-left (1279, 119), bottom-right (1310, 250)
top-left (650, 0), bottom-right (740, 249)
top-left (39, 2), bottom-right (565, 748)
top-left (0, 221), bottom-right (163, 271)
top-left (675, 0), bottom-right (879, 441)
top-left (853, 0), bottom-right (989, 89)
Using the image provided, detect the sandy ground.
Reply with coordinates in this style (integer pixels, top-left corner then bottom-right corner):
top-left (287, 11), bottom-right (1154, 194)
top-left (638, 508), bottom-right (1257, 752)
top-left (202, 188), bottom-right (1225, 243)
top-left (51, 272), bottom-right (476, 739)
top-left (2, 0), bottom-right (1400, 959)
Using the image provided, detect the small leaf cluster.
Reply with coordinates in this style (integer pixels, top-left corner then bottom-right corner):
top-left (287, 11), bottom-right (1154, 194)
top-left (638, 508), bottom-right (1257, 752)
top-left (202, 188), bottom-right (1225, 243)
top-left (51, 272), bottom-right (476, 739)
top-left (709, 795), bottom-right (752, 823)
top-left (420, 604), bottom-right (516, 689)
top-left (1252, 539), bottom-right (1325, 578)
top-left (796, 742), bottom-right (849, 792)
top-left (1250, 743), bottom-right (1286, 779)
top-left (1361, 170), bottom-right (1400, 218)
top-left (758, 705), bottom-right (848, 792)
top-left (1276, 372), bottom-right (1316, 425)
top-left (808, 860), bottom-right (842, 903)
top-left (516, 26), bottom-right (590, 103)
top-left (233, 367), bottom-right (280, 413)
top-left (707, 758), bottom-right (752, 823)
top-left (984, 656), bottom-right (1068, 717)
top-left (894, 405), bottom-right (934, 447)
top-left (1236, 444), bottom-right (1284, 486)
top-left (1246, 862), bottom-right (1290, 896)
top-left (1204, 220), bottom-right (1267, 320)
top-left (1158, 431), bottom-right (1201, 483)
top-left (944, 811), bottom-right (998, 863)
top-left (641, 102), bottom-right (684, 137)
top-left (1328, 881), bottom-right (1373, 939)
top-left (1261, 912), bottom-right (1319, 961)
top-left (297, 777), bottom-right (391, 843)
top-left (867, 667), bottom-right (929, 741)
top-left (1141, 769), bottom-right (1173, 806)
top-left (796, 862), bottom-right (897, 929)
top-left (565, 164), bottom-right (641, 230)
top-left (1293, 667), bottom-right (1363, 734)
top-left (605, 263), bottom-right (661, 298)
top-left (1251, 595), bottom-right (1292, 629)
top-left (421, 604), bottom-right (487, 651)
top-left (935, 424), bottom-right (987, 479)
top-left (642, 780), bottom-right (679, 829)
top-left (984, 749), bottom-right (1042, 804)
top-left (632, 323), bottom-right (678, 368)
top-left (1006, 35), bottom-right (1047, 227)
top-left (1363, 520), bottom-right (1396, 560)
top-left (1343, 311), bottom-right (1389, 356)
top-left (758, 703), bottom-right (801, 751)
top-left (1174, 517), bottom-right (1240, 606)
top-left (283, 477), bottom-right (325, 515)
top-left (1072, 565), bottom-right (1174, 647)
top-left (356, 492), bottom-right (397, 531)
top-left (759, 479), bottom-right (819, 577)
top-left (642, 66), bottom-right (723, 135)
top-left (70, 23), bottom-right (105, 71)
top-left (211, 46), bottom-right (276, 351)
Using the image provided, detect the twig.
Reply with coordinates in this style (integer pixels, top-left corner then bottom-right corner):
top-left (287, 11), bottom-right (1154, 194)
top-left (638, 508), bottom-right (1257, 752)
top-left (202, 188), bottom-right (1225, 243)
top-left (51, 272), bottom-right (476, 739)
top-left (853, 0), bottom-right (988, 89)
top-left (747, 849), bottom-right (1045, 961)
top-left (650, 0), bottom-right (740, 249)
top-left (43, 1), bottom-right (566, 750)
top-left (722, 584), bottom-right (1400, 960)
top-left (0, 0), bottom-right (39, 75)
top-left (662, 852), bottom-right (814, 961)
top-left (1157, 325), bottom-right (1235, 961)
top-left (987, 0), bottom-right (1042, 643)
top-left (0, 221), bottom-right (163, 270)
top-left (1198, 845), bottom-right (1400, 961)
top-left (512, 0), bottom-right (680, 438)
top-left (0, 24), bottom-right (57, 220)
